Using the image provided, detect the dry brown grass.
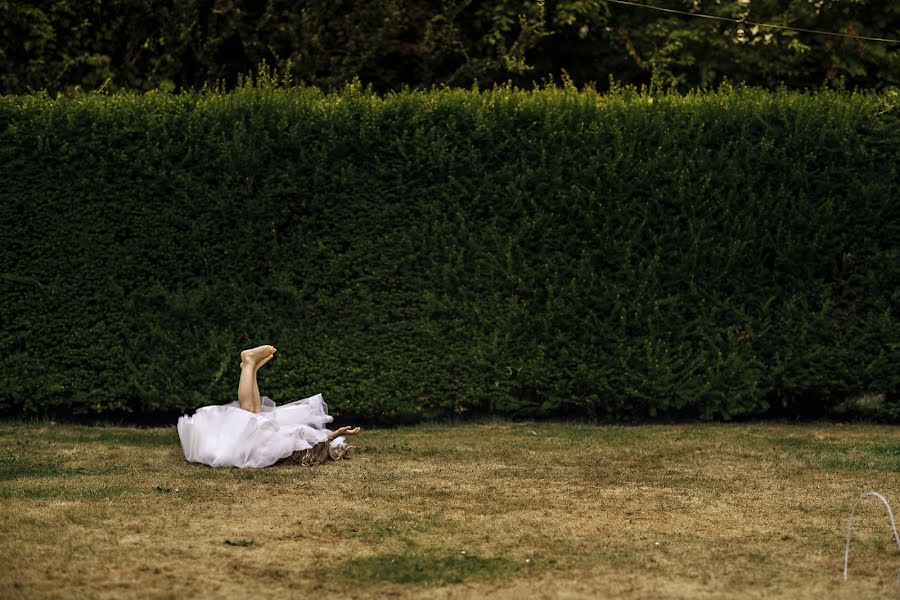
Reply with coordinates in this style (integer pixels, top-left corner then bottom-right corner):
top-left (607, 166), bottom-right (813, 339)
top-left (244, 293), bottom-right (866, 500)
top-left (1, 420), bottom-right (898, 599)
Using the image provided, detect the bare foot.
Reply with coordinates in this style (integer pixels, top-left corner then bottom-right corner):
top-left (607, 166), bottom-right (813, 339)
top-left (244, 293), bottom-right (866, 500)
top-left (329, 426), bottom-right (361, 442)
top-left (240, 345), bottom-right (276, 369)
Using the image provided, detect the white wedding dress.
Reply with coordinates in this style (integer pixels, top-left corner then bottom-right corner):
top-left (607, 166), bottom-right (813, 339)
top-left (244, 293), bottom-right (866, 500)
top-left (177, 393), bottom-right (348, 468)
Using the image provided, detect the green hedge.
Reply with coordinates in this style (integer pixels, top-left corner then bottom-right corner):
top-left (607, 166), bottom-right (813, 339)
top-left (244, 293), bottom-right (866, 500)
top-left (4, 1), bottom-right (900, 96)
top-left (1, 83), bottom-right (898, 423)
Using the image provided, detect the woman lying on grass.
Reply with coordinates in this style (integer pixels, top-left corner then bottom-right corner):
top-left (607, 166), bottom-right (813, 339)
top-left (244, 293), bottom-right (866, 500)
top-left (177, 345), bottom-right (361, 468)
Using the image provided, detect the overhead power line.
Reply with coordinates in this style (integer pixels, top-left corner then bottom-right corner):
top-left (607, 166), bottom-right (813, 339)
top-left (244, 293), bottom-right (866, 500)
top-left (605, 0), bottom-right (900, 44)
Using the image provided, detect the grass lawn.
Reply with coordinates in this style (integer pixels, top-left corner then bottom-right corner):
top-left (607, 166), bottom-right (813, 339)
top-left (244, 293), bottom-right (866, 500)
top-left (1, 420), bottom-right (898, 599)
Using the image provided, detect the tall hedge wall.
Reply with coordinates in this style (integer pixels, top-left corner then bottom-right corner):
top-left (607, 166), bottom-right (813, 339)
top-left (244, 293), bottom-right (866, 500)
top-left (1, 84), bottom-right (898, 423)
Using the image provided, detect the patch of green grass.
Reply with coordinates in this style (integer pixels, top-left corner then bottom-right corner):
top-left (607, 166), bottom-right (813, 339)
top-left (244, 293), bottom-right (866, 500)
top-left (0, 457), bottom-right (74, 480)
top-left (818, 455), bottom-right (897, 472)
top-left (416, 446), bottom-right (463, 459)
top-left (56, 427), bottom-right (178, 447)
top-left (512, 423), bottom-right (659, 446)
top-left (369, 442), bottom-right (416, 455)
top-left (234, 466), bottom-right (319, 485)
top-left (0, 455), bottom-right (135, 480)
top-left (0, 422), bottom-right (177, 447)
top-left (674, 424), bottom-right (720, 441)
top-left (770, 437), bottom-right (900, 472)
top-left (338, 547), bottom-right (519, 584)
top-left (354, 514), bottom-right (435, 543)
top-left (0, 481), bottom-right (127, 501)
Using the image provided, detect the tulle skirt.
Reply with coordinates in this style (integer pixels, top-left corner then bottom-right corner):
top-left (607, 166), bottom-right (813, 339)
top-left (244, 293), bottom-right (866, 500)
top-left (177, 393), bottom-right (347, 468)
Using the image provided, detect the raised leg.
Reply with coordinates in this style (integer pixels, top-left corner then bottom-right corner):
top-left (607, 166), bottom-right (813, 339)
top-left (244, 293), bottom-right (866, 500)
top-left (238, 345), bottom-right (276, 413)
top-left (251, 363), bottom-right (262, 408)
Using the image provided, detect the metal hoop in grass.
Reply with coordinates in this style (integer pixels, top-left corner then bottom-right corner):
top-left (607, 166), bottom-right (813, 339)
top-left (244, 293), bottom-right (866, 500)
top-left (842, 491), bottom-right (900, 584)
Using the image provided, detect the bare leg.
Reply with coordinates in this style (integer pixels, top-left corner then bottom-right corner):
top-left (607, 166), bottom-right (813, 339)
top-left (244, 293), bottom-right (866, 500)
top-left (238, 345), bottom-right (276, 413)
top-left (251, 356), bottom-right (269, 409)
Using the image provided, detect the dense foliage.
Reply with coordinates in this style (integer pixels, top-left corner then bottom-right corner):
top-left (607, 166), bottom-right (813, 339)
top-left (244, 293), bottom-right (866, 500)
top-left (1, 83), bottom-right (898, 423)
top-left (2, 1), bottom-right (899, 96)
